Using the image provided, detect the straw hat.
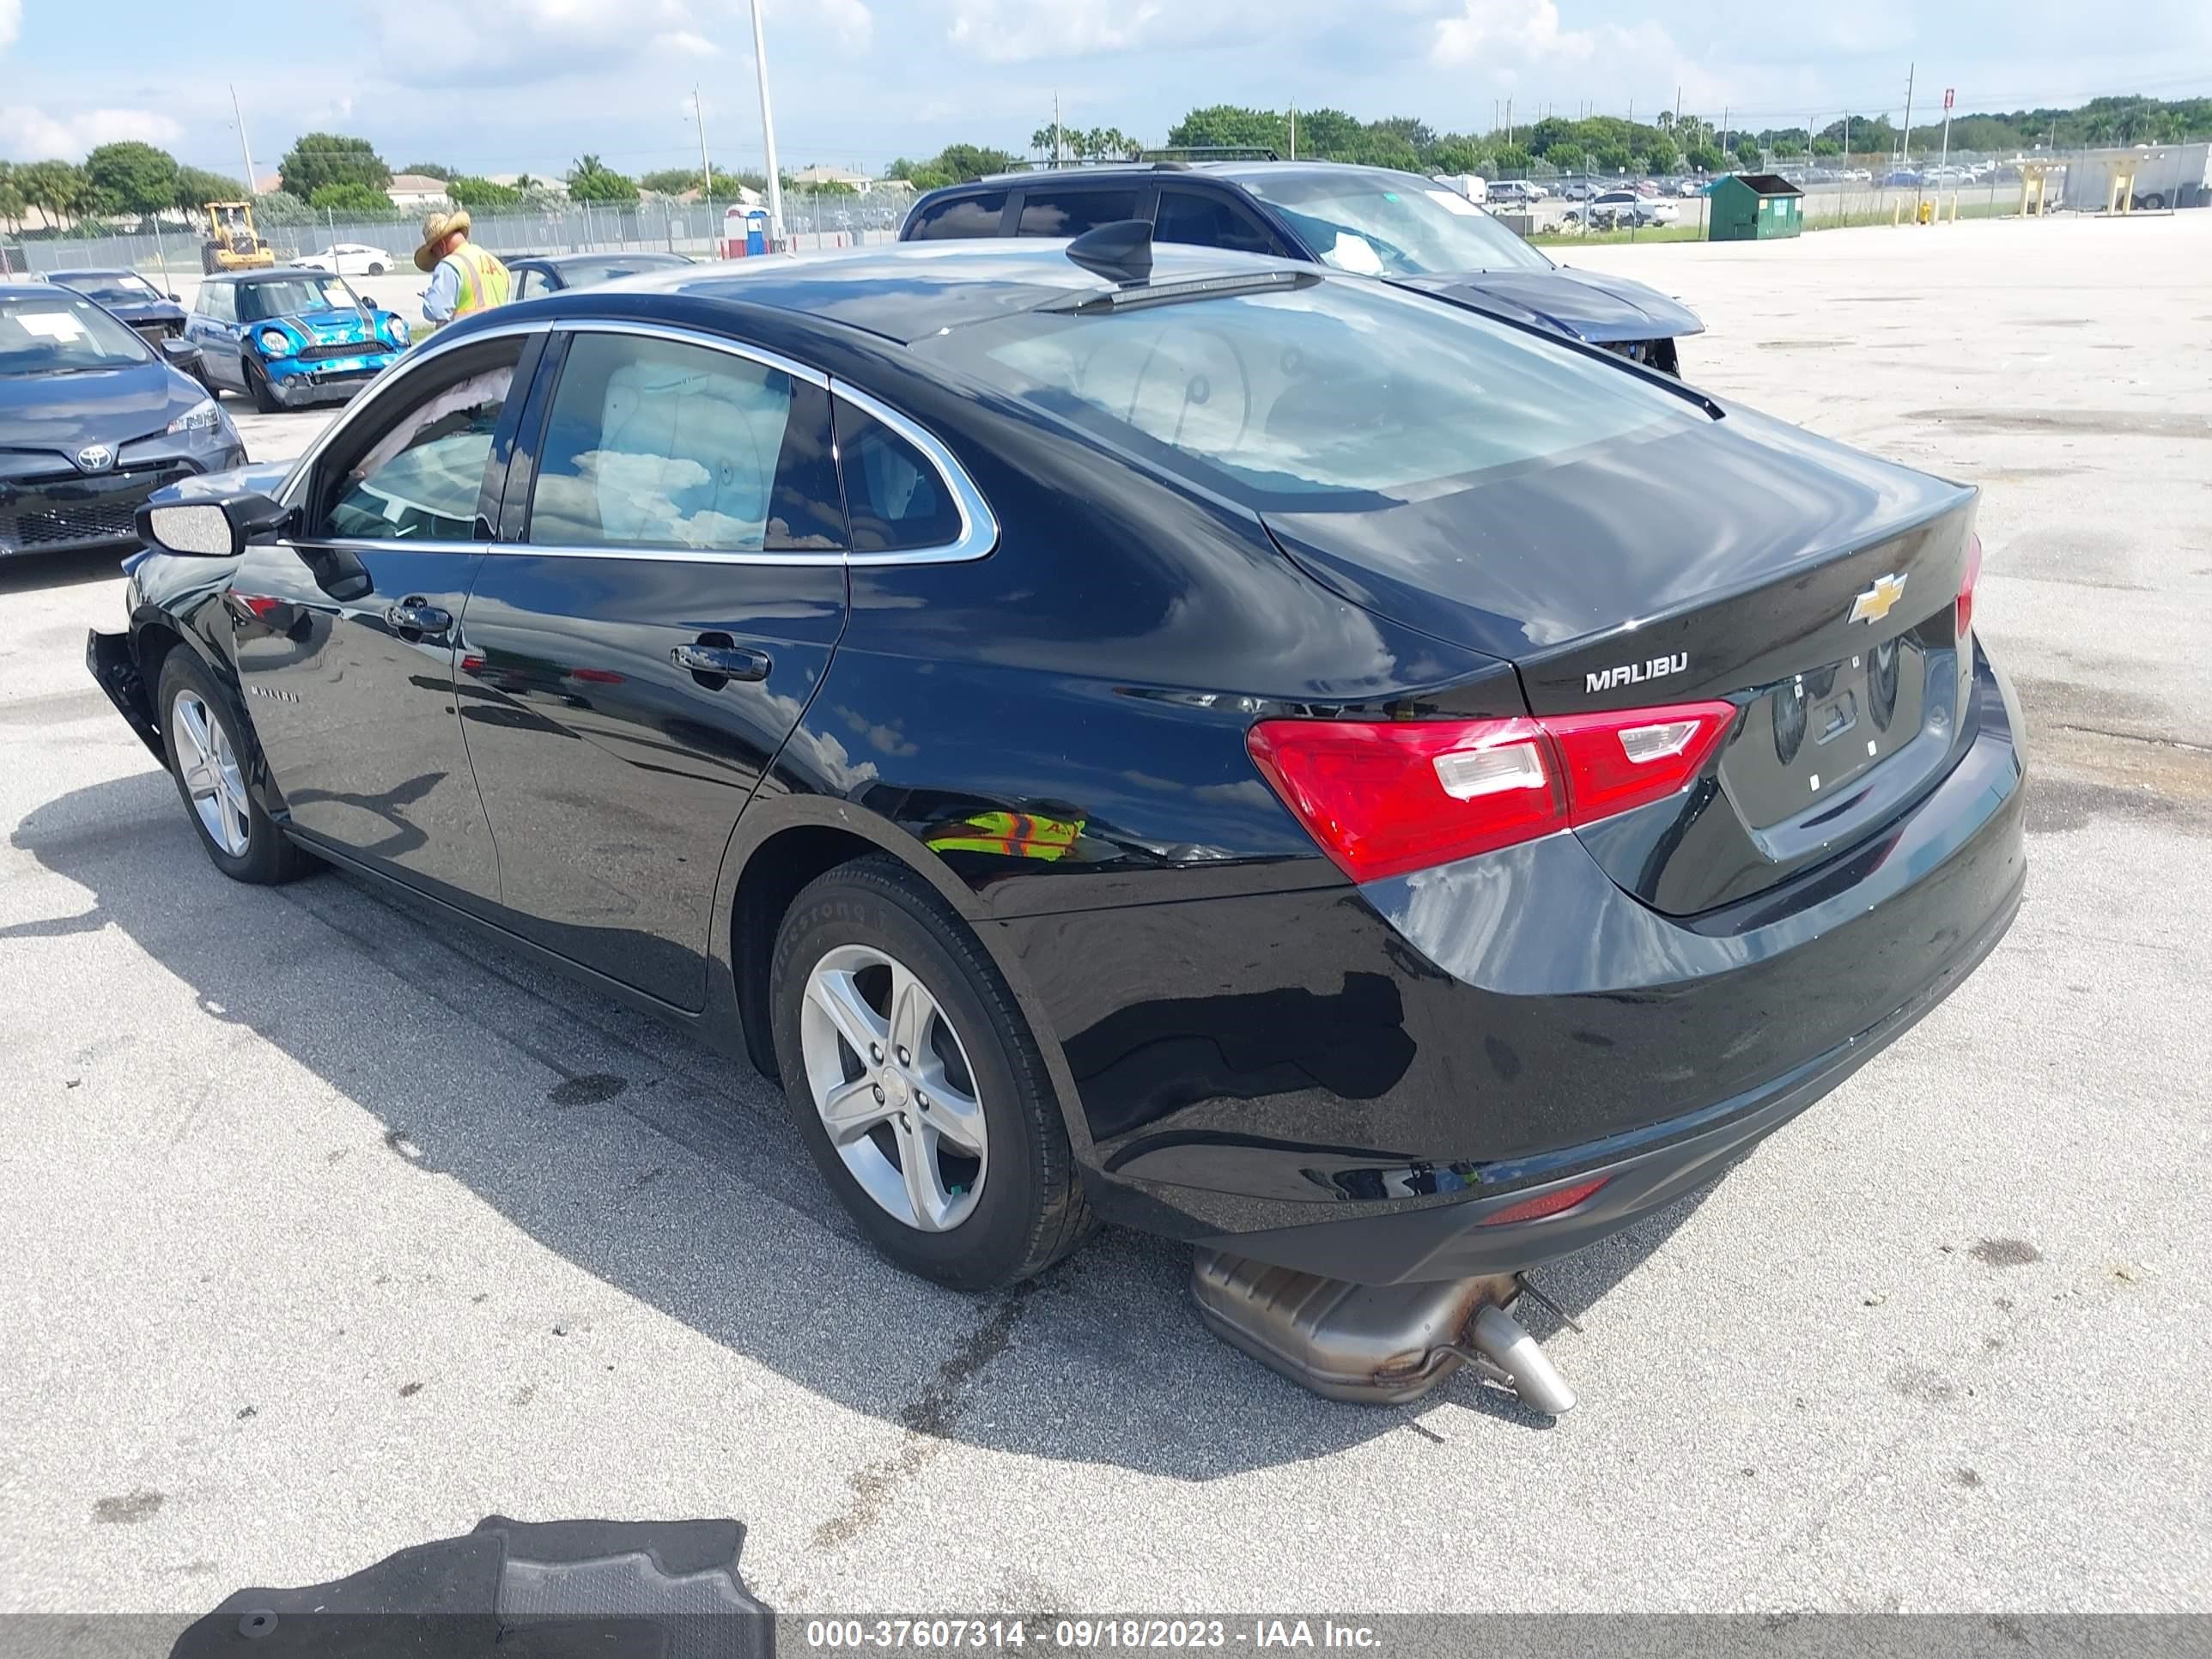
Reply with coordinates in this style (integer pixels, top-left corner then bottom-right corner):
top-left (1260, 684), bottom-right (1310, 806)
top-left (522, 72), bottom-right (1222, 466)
top-left (413, 209), bottom-right (472, 273)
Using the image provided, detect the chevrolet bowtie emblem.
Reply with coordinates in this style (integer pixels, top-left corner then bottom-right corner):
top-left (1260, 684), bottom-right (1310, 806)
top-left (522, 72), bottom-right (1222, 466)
top-left (1849, 573), bottom-right (1907, 625)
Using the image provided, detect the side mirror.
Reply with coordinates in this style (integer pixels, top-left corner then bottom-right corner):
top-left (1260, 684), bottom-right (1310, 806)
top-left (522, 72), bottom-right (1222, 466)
top-left (358, 294), bottom-right (378, 311)
top-left (160, 336), bottom-right (203, 373)
top-left (168, 292), bottom-right (182, 301)
top-left (137, 490), bottom-right (292, 559)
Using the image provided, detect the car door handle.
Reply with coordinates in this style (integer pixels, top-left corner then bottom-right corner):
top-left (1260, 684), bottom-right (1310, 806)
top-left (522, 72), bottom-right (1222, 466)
top-left (671, 641), bottom-right (771, 684)
top-left (386, 600), bottom-right (453, 637)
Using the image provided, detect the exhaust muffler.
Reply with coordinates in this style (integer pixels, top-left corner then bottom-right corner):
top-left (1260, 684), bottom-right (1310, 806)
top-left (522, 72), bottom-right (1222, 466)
top-left (1191, 1249), bottom-right (1577, 1413)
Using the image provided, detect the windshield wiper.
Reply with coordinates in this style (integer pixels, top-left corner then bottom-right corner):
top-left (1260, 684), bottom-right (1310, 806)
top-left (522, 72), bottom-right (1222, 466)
top-left (1045, 268), bottom-right (1318, 316)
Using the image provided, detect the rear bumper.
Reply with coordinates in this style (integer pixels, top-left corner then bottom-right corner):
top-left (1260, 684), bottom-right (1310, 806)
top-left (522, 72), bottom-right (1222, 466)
top-left (1041, 642), bottom-right (2027, 1279)
top-left (1194, 859), bottom-right (2021, 1282)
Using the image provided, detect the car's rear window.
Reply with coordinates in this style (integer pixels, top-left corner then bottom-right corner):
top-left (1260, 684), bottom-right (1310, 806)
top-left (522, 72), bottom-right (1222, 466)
top-left (908, 192), bottom-right (1008, 240)
top-left (911, 276), bottom-right (1701, 510)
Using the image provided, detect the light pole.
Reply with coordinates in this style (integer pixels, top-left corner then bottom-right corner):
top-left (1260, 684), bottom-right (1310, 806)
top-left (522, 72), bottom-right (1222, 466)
top-left (748, 0), bottom-right (786, 248)
top-left (229, 84), bottom-right (258, 196)
top-left (692, 85), bottom-right (714, 252)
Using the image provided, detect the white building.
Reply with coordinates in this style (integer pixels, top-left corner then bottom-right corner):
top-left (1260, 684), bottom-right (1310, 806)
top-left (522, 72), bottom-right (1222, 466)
top-left (386, 173), bottom-right (453, 210)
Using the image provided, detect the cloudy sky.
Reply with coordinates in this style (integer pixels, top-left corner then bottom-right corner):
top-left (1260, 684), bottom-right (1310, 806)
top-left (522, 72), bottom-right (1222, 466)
top-left (3, 0), bottom-right (2208, 177)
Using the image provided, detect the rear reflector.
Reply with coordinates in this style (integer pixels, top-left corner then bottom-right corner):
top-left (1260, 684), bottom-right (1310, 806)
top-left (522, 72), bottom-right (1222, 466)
top-left (1956, 531), bottom-right (1984, 643)
top-left (1478, 1175), bottom-right (1610, 1227)
top-left (1249, 700), bottom-right (1735, 882)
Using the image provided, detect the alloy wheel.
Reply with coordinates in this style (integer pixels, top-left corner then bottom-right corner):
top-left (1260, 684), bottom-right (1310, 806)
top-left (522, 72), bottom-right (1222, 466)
top-left (171, 690), bottom-right (251, 858)
top-left (799, 943), bottom-right (988, 1232)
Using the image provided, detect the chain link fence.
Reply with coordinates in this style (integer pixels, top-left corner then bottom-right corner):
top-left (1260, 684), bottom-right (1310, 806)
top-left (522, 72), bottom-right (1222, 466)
top-left (2, 194), bottom-right (910, 283)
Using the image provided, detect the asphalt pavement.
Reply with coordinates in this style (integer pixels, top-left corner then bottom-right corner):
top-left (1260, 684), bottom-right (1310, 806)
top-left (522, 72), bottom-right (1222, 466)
top-left (2, 213), bottom-right (2208, 1625)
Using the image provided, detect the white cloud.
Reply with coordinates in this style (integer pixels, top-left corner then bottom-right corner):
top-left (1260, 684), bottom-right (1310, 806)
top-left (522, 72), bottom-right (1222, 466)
top-left (652, 27), bottom-right (722, 55)
top-left (947, 0), bottom-right (1164, 64)
top-left (1431, 0), bottom-right (1596, 64)
top-left (0, 106), bottom-right (183, 161)
top-left (820, 0), bottom-right (873, 49)
top-left (0, 0), bottom-right (20, 52)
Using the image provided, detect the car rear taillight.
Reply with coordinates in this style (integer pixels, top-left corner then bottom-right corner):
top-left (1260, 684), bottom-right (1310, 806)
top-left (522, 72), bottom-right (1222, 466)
top-left (1956, 532), bottom-right (1984, 643)
top-left (1248, 700), bottom-right (1735, 882)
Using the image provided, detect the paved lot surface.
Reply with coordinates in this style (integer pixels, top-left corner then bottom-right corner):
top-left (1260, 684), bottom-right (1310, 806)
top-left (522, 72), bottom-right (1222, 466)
top-left (3, 216), bottom-right (2209, 1623)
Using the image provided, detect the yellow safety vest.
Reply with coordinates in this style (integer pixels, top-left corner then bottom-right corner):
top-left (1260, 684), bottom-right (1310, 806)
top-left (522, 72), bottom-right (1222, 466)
top-left (926, 811), bottom-right (1083, 860)
top-left (441, 242), bottom-right (512, 318)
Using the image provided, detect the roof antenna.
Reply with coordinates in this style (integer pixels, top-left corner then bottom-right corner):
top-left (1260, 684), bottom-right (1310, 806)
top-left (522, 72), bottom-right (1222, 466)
top-left (1065, 219), bottom-right (1152, 283)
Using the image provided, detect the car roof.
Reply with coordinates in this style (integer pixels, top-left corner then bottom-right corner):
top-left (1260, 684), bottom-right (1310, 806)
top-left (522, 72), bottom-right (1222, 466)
top-left (204, 266), bottom-right (335, 284)
top-left (507, 239), bottom-right (1310, 346)
top-left (529, 251), bottom-right (690, 268)
top-left (957, 159), bottom-right (1428, 192)
top-left (43, 267), bottom-right (138, 280)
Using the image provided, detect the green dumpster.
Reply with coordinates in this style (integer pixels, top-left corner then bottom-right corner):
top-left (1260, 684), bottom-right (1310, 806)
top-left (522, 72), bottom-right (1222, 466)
top-left (1706, 173), bottom-right (1804, 241)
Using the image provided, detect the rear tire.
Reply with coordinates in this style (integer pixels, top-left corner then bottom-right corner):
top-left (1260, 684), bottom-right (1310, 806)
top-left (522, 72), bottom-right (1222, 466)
top-left (155, 651), bottom-right (314, 885)
top-left (770, 855), bottom-right (1095, 1291)
top-left (367, 261), bottom-right (386, 275)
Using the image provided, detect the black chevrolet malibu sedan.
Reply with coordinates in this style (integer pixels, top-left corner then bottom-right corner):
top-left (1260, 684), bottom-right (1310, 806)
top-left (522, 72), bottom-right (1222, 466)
top-left (88, 239), bottom-right (2024, 1294)
top-left (3, 283), bottom-right (242, 559)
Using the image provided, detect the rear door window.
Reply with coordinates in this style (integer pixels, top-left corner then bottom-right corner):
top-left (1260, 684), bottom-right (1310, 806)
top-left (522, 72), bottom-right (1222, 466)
top-left (1153, 189), bottom-right (1282, 256)
top-left (834, 400), bottom-right (964, 554)
top-left (907, 191), bottom-right (1009, 240)
top-left (526, 332), bottom-right (844, 552)
top-left (1017, 187), bottom-right (1140, 238)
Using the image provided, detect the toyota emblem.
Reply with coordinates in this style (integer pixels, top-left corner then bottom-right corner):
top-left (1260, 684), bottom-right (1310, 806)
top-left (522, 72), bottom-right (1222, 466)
top-left (76, 443), bottom-right (115, 474)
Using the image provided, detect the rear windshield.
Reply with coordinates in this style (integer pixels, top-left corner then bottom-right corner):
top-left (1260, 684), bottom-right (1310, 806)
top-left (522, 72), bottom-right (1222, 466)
top-left (911, 276), bottom-right (1701, 510)
top-left (56, 273), bottom-right (163, 304)
top-left (552, 254), bottom-right (689, 289)
top-left (1238, 173), bottom-right (1552, 276)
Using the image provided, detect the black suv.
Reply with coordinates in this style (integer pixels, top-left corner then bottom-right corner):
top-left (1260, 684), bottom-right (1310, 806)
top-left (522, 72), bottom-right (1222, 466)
top-left (902, 160), bottom-right (1703, 374)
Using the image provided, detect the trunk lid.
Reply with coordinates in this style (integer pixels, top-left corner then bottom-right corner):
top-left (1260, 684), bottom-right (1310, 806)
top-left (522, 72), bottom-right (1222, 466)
top-left (1264, 404), bottom-right (1980, 915)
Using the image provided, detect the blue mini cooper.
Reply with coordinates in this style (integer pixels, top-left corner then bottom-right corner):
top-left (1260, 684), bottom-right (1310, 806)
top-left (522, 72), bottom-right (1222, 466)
top-left (184, 268), bottom-right (410, 411)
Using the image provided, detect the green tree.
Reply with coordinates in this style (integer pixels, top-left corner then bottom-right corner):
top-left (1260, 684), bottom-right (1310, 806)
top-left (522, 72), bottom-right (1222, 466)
top-left (1811, 138), bottom-right (1842, 158)
top-left (82, 142), bottom-right (179, 220)
top-left (1167, 105), bottom-right (1287, 153)
top-left (567, 155), bottom-right (640, 203)
top-left (16, 160), bottom-right (88, 230)
top-left (931, 143), bottom-right (1018, 182)
top-left (278, 132), bottom-right (391, 199)
top-left (1490, 144), bottom-right (1534, 178)
top-left (638, 167), bottom-right (705, 195)
top-left (447, 175), bottom-right (526, 209)
top-left (174, 165), bottom-right (246, 211)
top-left (308, 181), bottom-right (397, 217)
top-left (1732, 137), bottom-right (1761, 167)
top-left (0, 163), bottom-right (26, 234)
top-left (1684, 143), bottom-right (1724, 174)
top-left (399, 161), bottom-right (453, 180)
top-left (252, 189), bottom-right (313, 226)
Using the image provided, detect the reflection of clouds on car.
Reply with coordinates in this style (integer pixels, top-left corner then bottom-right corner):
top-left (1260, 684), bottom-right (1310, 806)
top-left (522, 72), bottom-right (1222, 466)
top-left (331, 368), bottom-right (514, 539)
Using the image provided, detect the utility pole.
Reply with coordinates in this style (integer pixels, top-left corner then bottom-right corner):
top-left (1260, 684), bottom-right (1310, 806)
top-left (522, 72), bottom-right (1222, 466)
top-left (1901, 63), bottom-right (1915, 166)
top-left (1506, 98), bottom-right (1513, 146)
top-left (1674, 86), bottom-right (1682, 130)
top-left (1722, 106), bottom-right (1730, 159)
top-left (1936, 85), bottom-right (1954, 207)
top-left (1288, 105), bottom-right (1297, 161)
top-left (229, 84), bottom-right (258, 196)
top-left (748, 0), bottom-right (785, 247)
top-left (693, 85), bottom-right (714, 242)
top-left (1053, 91), bottom-right (1062, 166)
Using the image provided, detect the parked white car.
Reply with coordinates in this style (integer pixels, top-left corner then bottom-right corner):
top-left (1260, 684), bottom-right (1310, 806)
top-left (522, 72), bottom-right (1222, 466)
top-left (1569, 191), bottom-right (1680, 229)
top-left (295, 244), bottom-right (394, 276)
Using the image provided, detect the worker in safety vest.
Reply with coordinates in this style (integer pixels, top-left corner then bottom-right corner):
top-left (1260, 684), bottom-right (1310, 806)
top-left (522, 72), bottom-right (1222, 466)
top-left (414, 209), bottom-right (512, 330)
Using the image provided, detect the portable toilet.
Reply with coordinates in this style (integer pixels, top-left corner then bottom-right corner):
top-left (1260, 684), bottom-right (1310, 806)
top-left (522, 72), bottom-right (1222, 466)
top-left (722, 204), bottom-right (771, 258)
top-left (1706, 173), bottom-right (1804, 240)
